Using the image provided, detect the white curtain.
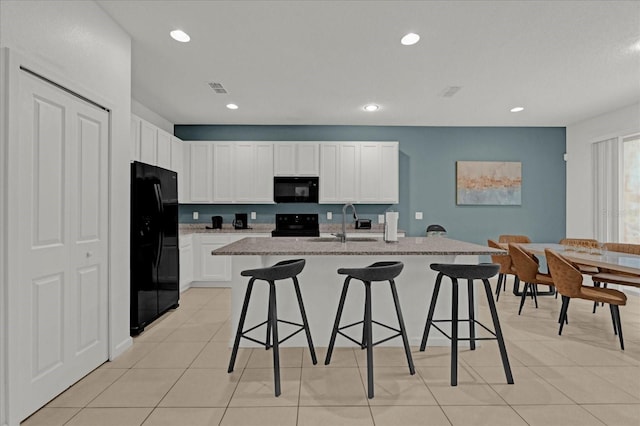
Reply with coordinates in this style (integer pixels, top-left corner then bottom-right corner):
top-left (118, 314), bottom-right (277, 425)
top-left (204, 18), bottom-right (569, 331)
top-left (592, 138), bottom-right (620, 242)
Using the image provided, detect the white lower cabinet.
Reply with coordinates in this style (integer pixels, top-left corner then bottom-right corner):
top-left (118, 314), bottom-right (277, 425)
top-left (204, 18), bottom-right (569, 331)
top-left (194, 235), bottom-right (232, 283)
top-left (188, 233), bottom-right (269, 287)
top-left (179, 235), bottom-right (193, 292)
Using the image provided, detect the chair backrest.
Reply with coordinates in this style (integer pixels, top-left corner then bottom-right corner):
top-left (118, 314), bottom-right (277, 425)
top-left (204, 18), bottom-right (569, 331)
top-left (603, 243), bottom-right (640, 255)
top-left (545, 249), bottom-right (583, 297)
top-left (499, 235), bottom-right (531, 243)
top-left (488, 239), bottom-right (512, 273)
top-left (426, 224), bottom-right (447, 236)
top-left (508, 243), bottom-right (539, 281)
top-left (559, 238), bottom-right (599, 248)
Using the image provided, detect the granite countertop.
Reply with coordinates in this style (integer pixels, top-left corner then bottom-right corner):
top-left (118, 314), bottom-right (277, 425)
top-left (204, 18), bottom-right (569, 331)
top-left (179, 223), bottom-right (401, 235)
top-left (211, 236), bottom-right (505, 256)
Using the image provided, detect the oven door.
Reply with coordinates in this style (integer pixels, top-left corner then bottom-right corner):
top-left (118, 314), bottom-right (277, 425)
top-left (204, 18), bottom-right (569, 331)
top-left (274, 177), bottom-right (319, 203)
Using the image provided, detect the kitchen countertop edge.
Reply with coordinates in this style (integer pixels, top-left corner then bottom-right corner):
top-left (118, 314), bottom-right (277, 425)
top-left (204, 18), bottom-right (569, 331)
top-left (211, 236), bottom-right (505, 256)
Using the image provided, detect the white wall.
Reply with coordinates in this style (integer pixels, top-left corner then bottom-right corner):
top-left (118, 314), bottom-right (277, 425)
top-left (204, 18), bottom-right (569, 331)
top-left (0, 1), bottom-right (132, 424)
top-left (566, 102), bottom-right (640, 238)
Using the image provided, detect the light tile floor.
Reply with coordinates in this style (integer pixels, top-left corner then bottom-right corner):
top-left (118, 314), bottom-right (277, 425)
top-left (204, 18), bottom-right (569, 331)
top-left (22, 282), bottom-right (640, 426)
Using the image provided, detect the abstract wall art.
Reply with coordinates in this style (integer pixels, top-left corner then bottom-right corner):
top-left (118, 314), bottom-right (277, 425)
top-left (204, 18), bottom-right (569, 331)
top-left (456, 161), bottom-right (522, 205)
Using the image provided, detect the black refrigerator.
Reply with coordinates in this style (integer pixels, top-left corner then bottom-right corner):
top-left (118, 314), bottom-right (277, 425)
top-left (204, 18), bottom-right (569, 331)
top-left (130, 161), bottom-right (180, 335)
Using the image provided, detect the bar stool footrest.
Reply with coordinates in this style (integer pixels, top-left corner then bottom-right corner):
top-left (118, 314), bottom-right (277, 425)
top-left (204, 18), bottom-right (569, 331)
top-left (430, 319), bottom-right (499, 341)
top-left (337, 318), bottom-right (405, 348)
top-left (240, 319), bottom-right (307, 347)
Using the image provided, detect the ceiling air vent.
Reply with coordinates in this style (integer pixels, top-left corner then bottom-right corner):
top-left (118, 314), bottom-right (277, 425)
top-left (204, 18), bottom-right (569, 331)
top-left (208, 82), bottom-right (228, 94)
top-left (441, 86), bottom-right (461, 98)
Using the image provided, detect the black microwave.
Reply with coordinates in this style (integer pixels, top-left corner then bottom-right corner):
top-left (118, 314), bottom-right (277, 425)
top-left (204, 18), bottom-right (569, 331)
top-left (273, 177), bottom-right (319, 203)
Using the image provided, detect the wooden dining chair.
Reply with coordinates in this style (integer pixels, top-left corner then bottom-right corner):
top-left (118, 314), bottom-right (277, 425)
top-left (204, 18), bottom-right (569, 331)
top-left (558, 238), bottom-right (601, 275)
top-left (497, 235), bottom-right (531, 294)
top-left (509, 244), bottom-right (554, 315)
top-left (488, 239), bottom-right (518, 301)
top-left (545, 249), bottom-right (626, 349)
top-left (590, 244), bottom-right (640, 312)
top-left (499, 235), bottom-right (531, 244)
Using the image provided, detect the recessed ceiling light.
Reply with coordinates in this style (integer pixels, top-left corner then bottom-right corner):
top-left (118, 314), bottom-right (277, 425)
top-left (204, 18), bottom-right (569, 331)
top-left (400, 33), bottom-right (420, 46)
top-left (226, 103), bottom-right (239, 110)
top-left (363, 104), bottom-right (379, 112)
top-left (170, 30), bottom-right (190, 43)
top-left (510, 107), bottom-right (524, 113)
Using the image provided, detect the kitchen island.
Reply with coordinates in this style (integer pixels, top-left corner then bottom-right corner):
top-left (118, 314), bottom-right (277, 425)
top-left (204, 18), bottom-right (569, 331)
top-left (213, 236), bottom-right (504, 347)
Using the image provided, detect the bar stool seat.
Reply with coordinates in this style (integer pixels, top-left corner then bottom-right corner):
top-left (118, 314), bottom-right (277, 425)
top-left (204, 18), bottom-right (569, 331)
top-left (420, 263), bottom-right (514, 386)
top-left (325, 261), bottom-right (415, 399)
top-left (228, 259), bottom-right (317, 397)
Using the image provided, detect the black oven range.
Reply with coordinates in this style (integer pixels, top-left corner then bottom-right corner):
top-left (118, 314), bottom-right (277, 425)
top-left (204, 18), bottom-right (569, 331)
top-left (271, 213), bottom-right (320, 237)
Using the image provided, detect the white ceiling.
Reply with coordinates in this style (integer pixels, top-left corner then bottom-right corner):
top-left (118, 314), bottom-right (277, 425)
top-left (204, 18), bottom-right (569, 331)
top-left (97, 0), bottom-right (640, 127)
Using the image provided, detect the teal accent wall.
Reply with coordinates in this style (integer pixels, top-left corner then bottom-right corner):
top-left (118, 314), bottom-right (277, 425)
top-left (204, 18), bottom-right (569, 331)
top-left (175, 125), bottom-right (566, 244)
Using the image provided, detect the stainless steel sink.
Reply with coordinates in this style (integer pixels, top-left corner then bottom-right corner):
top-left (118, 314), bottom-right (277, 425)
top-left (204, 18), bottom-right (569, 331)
top-left (309, 237), bottom-right (379, 242)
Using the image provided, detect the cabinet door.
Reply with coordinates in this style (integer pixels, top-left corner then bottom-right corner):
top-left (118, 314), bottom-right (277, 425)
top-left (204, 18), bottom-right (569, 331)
top-left (253, 142), bottom-right (274, 203)
top-left (274, 142), bottom-right (296, 176)
top-left (212, 142), bottom-right (234, 202)
top-left (156, 130), bottom-right (172, 169)
top-left (199, 239), bottom-right (232, 281)
top-left (296, 143), bottom-right (319, 175)
top-left (339, 143), bottom-right (359, 202)
top-left (358, 142), bottom-right (382, 203)
top-left (189, 142), bottom-right (213, 202)
top-left (139, 120), bottom-right (157, 165)
top-left (179, 243), bottom-right (193, 292)
top-left (171, 137), bottom-right (184, 201)
top-left (319, 143), bottom-right (340, 203)
top-left (130, 116), bottom-right (141, 161)
top-left (233, 142), bottom-right (255, 202)
top-left (379, 142), bottom-right (399, 203)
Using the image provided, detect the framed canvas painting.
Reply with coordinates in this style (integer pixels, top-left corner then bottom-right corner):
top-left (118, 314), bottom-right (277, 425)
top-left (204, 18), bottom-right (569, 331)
top-left (456, 161), bottom-right (522, 205)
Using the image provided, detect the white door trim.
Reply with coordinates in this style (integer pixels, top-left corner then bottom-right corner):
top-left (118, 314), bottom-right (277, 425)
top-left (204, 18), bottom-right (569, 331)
top-left (0, 47), bottom-right (132, 426)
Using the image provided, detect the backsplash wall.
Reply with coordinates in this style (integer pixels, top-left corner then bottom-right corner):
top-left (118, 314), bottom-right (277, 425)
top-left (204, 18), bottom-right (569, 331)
top-left (175, 125), bottom-right (566, 244)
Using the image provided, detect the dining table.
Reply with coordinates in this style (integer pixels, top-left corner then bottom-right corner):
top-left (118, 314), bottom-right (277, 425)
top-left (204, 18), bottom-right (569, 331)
top-left (507, 242), bottom-right (640, 288)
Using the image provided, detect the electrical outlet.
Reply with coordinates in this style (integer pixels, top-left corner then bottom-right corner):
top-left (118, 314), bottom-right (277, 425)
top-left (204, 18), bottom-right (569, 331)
top-left (415, 211), bottom-right (423, 220)
top-left (251, 211), bottom-right (256, 220)
top-left (378, 214), bottom-right (385, 224)
top-left (327, 212), bottom-right (333, 220)
top-left (193, 211), bottom-right (199, 220)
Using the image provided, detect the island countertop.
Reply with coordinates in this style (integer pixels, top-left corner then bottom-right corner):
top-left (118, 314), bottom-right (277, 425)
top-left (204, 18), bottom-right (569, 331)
top-left (211, 236), bottom-right (504, 256)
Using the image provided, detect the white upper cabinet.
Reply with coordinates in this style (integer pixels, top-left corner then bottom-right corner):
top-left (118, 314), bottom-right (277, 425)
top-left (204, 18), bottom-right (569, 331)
top-left (182, 140), bottom-right (397, 205)
top-left (131, 114), bottom-right (182, 172)
top-left (183, 141), bottom-right (274, 204)
top-left (319, 143), bottom-right (339, 202)
top-left (212, 142), bottom-right (234, 203)
top-left (274, 142), bottom-right (319, 176)
top-left (319, 141), bottom-right (398, 204)
top-left (156, 129), bottom-right (172, 170)
top-left (187, 142), bottom-right (213, 203)
top-left (378, 142), bottom-right (399, 203)
top-left (139, 119), bottom-right (157, 165)
top-left (233, 141), bottom-right (274, 203)
top-left (170, 137), bottom-right (185, 202)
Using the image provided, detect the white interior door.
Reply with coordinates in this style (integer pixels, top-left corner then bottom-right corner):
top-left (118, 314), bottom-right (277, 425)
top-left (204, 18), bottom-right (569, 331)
top-left (17, 70), bottom-right (109, 421)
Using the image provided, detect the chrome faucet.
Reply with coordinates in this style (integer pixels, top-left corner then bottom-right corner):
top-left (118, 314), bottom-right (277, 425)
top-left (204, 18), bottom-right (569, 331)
top-left (334, 203), bottom-right (358, 243)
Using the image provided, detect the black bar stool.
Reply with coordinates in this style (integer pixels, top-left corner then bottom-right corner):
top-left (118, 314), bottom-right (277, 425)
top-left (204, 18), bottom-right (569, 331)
top-left (325, 261), bottom-right (415, 399)
top-left (419, 263), bottom-right (513, 386)
top-left (228, 259), bottom-right (317, 396)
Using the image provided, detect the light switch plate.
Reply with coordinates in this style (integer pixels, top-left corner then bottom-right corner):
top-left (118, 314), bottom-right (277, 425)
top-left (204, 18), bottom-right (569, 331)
top-left (327, 212), bottom-right (333, 220)
top-left (251, 211), bottom-right (257, 220)
top-left (193, 211), bottom-right (199, 220)
top-left (415, 212), bottom-right (423, 220)
top-left (378, 214), bottom-right (385, 224)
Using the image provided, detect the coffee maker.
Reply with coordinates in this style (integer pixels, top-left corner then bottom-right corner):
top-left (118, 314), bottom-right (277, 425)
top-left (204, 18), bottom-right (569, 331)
top-left (233, 213), bottom-right (248, 229)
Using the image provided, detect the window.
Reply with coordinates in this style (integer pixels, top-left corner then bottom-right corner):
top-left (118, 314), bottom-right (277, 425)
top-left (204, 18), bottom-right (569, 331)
top-left (621, 134), bottom-right (640, 243)
top-left (593, 133), bottom-right (640, 243)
